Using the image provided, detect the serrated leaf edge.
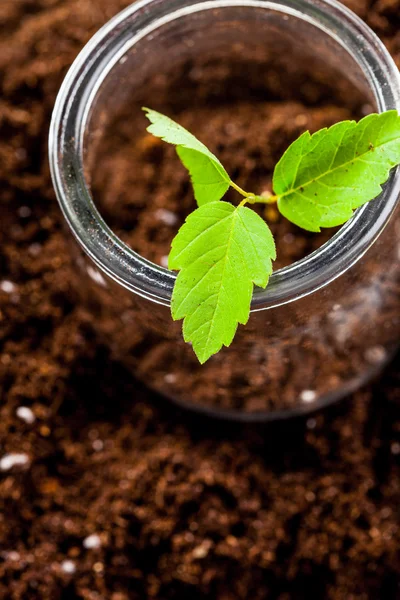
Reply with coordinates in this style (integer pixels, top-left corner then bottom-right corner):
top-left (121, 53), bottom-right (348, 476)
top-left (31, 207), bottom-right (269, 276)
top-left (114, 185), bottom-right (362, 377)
top-left (274, 112), bottom-right (400, 204)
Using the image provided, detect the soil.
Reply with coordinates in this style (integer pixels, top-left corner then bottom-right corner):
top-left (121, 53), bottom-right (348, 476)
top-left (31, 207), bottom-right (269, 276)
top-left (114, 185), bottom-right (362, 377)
top-left (0, 0), bottom-right (400, 599)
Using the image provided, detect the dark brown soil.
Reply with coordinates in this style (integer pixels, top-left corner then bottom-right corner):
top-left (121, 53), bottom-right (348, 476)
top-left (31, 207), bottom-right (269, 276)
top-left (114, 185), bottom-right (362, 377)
top-left (1, 0), bottom-right (400, 599)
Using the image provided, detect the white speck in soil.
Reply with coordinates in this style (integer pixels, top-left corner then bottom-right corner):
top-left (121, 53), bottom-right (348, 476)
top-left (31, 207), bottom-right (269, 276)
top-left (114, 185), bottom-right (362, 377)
top-left (295, 114), bottom-right (308, 127)
top-left (61, 560), bottom-right (76, 574)
top-left (193, 546), bottom-right (208, 559)
top-left (18, 205), bottom-right (31, 218)
top-left (361, 103), bottom-right (373, 116)
top-left (364, 345), bottom-right (387, 365)
top-left (0, 453), bottom-right (30, 471)
top-left (390, 442), bottom-right (400, 455)
top-left (3, 551), bottom-right (20, 562)
top-left (192, 540), bottom-right (212, 559)
top-left (155, 208), bottom-right (178, 226)
top-left (87, 266), bottom-right (107, 287)
top-left (164, 373), bottom-right (177, 384)
top-left (300, 390), bottom-right (316, 403)
top-left (28, 243), bottom-right (42, 256)
top-left (160, 255), bottom-right (169, 268)
top-left (283, 233), bottom-right (295, 244)
top-left (92, 439), bottom-right (104, 452)
top-left (15, 148), bottom-right (27, 160)
top-left (0, 280), bottom-right (16, 294)
top-left (121, 311), bottom-right (133, 324)
top-left (83, 534), bottom-right (102, 550)
top-left (224, 123), bottom-right (238, 135)
top-left (306, 418), bottom-right (317, 430)
top-left (16, 406), bottom-right (36, 424)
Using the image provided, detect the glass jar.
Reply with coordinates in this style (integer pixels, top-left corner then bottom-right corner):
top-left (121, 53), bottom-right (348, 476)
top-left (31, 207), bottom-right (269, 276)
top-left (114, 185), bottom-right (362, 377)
top-left (49, 0), bottom-right (400, 421)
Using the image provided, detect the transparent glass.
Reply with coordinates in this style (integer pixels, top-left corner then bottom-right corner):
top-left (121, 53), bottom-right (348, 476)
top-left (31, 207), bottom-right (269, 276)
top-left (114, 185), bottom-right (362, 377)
top-left (49, 0), bottom-right (400, 421)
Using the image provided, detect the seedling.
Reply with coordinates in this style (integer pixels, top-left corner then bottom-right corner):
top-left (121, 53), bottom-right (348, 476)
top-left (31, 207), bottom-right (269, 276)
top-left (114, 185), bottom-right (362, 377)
top-left (143, 108), bottom-right (400, 363)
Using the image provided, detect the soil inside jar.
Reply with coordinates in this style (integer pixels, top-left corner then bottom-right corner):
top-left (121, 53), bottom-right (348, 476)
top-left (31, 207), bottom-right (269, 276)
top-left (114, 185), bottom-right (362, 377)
top-left (87, 53), bottom-right (397, 414)
top-left (92, 55), bottom-right (365, 270)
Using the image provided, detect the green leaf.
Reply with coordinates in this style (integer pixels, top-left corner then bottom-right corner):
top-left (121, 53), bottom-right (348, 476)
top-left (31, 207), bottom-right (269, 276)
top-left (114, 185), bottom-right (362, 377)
top-left (168, 201), bottom-right (276, 363)
top-left (143, 108), bottom-right (231, 206)
top-left (273, 111), bottom-right (400, 232)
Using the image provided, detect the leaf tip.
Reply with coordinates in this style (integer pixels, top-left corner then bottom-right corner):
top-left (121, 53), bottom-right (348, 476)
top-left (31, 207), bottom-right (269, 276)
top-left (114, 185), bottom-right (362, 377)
top-left (193, 344), bottom-right (214, 365)
top-left (142, 106), bottom-right (152, 118)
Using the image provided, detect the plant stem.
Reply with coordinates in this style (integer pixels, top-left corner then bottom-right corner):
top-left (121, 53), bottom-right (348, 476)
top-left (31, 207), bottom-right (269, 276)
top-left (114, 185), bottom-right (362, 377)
top-left (230, 180), bottom-right (278, 206)
top-left (250, 194), bottom-right (278, 205)
top-left (230, 181), bottom-right (253, 198)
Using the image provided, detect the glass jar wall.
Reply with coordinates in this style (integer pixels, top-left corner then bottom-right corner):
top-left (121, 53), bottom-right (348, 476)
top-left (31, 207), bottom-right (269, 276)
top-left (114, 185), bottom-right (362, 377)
top-left (50, 0), bottom-right (400, 420)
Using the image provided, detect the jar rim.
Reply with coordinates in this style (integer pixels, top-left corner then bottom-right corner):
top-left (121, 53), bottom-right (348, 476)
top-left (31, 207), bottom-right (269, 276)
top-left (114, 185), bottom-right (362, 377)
top-left (49, 0), bottom-right (400, 310)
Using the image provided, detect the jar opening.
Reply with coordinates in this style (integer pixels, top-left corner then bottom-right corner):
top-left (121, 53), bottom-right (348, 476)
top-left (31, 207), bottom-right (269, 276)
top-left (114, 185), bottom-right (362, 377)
top-left (50, 0), bottom-right (400, 309)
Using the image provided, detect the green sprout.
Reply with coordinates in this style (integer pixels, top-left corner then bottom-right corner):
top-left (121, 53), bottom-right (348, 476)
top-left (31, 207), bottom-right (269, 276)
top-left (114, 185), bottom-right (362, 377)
top-left (143, 108), bottom-right (400, 363)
